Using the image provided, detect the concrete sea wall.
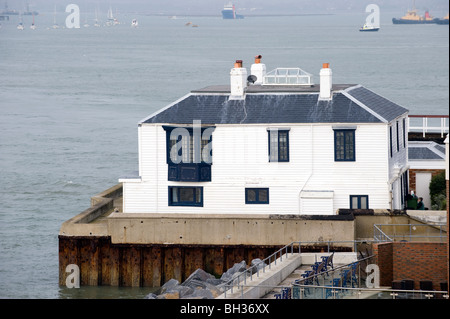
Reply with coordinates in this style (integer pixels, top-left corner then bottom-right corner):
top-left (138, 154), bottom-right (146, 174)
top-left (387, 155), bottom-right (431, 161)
top-left (59, 184), bottom-right (357, 287)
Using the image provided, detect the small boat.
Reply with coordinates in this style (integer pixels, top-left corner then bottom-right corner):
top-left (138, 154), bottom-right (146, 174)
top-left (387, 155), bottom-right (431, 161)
top-left (359, 23), bottom-right (379, 32)
top-left (131, 19), bottom-right (138, 27)
top-left (52, 5), bottom-right (59, 29)
top-left (17, 15), bottom-right (24, 30)
top-left (106, 6), bottom-right (119, 26)
top-left (30, 12), bottom-right (36, 29)
top-left (93, 8), bottom-right (100, 27)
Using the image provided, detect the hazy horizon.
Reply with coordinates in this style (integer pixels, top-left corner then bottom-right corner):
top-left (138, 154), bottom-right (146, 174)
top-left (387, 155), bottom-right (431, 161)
top-left (3, 0), bottom-right (449, 16)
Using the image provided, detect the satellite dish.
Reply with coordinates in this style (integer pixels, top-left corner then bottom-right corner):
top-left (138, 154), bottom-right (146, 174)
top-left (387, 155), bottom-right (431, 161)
top-left (247, 75), bottom-right (257, 84)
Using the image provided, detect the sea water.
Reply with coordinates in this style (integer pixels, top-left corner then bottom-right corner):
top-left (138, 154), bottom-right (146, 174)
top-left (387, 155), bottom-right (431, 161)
top-left (0, 12), bottom-right (448, 299)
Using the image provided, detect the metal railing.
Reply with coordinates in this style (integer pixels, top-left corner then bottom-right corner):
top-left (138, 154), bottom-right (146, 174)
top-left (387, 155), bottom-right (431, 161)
top-left (373, 223), bottom-right (447, 242)
top-left (290, 255), bottom-right (448, 299)
top-left (408, 115), bottom-right (449, 137)
top-left (222, 240), bottom-right (369, 298)
top-left (223, 242), bottom-right (295, 298)
top-left (221, 238), bottom-right (449, 299)
top-left (291, 283), bottom-right (448, 299)
top-left (374, 224), bottom-right (393, 242)
top-left (223, 252), bottom-right (449, 299)
top-left (263, 68), bottom-right (313, 86)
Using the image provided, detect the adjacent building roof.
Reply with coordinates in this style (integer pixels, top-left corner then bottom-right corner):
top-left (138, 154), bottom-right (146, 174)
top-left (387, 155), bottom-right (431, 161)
top-left (408, 141), bottom-right (446, 161)
top-left (141, 84), bottom-right (408, 125)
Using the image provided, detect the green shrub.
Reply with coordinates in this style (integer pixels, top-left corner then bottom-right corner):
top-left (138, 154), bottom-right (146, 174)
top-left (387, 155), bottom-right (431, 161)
top-left (429, 171), bottom-right (446, 210)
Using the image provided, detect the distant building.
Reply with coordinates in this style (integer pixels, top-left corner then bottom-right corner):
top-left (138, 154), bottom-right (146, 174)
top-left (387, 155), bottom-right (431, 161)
top-left (119, 57), bottom-right (409, 215)
top-left (408, 140), bottom-right (446, 209)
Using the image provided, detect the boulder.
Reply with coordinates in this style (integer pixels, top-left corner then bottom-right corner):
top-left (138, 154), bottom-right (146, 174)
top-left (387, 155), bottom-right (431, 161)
top-left (250, 258), bottom-right (266, 274)
top-left (177, 285), bottom-right (194, 298)
top-left (182, 268), bottom-right (215, 287)
top-left (146, 263), bottom-right (251, 299)
top-left (189, 288), bottom-right (214, 299)
top-left (160, 278), bottom-right (180, 294)
top-left (157, 290), bottom-right (180, 299)
top-left (220, 260), bottom-right (247, 282)
top-left (206, 278), bottom-right (224, 286)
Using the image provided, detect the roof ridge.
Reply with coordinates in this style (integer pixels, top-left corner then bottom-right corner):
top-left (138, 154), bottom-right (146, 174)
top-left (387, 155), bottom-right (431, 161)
top-left (138, 93), bottom-right (192, 125)
top-left (341, 86), bottom-right (388, 123)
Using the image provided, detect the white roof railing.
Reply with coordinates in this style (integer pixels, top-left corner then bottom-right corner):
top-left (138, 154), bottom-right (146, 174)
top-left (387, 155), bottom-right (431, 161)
top-left (263, 68), bottom-right (313, 86)
top-left (408, 115), bottom-right (449, 138)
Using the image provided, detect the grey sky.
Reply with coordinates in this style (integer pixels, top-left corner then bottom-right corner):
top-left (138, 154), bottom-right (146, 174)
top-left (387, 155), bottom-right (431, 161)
top-left (5, 0), bottom-right (450, 16)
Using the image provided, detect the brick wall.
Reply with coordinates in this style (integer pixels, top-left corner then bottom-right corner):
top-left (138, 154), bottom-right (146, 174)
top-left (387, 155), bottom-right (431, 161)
top-left (372, 242), bottom-right (393, 287)
top-left (373, 242), bottom-right (447, 291)
top-left (447, 179), bottom-right (449, 292)
top-left (409, 169), bottom-right (445, 194)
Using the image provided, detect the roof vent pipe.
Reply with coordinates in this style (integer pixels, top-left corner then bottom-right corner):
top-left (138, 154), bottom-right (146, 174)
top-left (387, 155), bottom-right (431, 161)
top-left (250, 55), bottom-right (266, 85)
top-left (230, 60), bottom-right (247, 99)
top-left (319, 63), bottom-right (332, 100)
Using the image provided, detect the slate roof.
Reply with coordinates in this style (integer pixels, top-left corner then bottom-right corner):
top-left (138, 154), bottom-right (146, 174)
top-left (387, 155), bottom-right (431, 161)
top-left (141, 84), bottom-right (408, 125)
top-left (408, 141), bottom-right (446, 160)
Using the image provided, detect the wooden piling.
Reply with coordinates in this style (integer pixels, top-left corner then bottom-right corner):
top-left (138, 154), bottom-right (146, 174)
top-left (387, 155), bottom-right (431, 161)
top-left (59, 235), bottom-right (281, 287)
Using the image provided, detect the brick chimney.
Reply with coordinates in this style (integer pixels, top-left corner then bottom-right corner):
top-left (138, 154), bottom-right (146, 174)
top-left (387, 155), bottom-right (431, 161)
top-left (250, 55), bottom-right (266, 85)
top-left (230, 60), bottom-right (247, 99)
top-left (319, 63), bottom-right (332, 100)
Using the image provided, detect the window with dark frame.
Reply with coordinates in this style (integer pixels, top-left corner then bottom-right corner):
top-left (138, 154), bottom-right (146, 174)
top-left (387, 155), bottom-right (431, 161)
top-left (396, 121), bottom-right (399, 152)
top-left (350, 195), bottom-right (369, 209)
top-left (268, 130), bottom-right (289, 162)
top-left (389, 126), bottom-right (393, 157)
top-left (168, 186), bottom-right (203, 207)
top-left (402, 118), bottom-right (406, 149)
top-left (245, 188), bottom-right (269, 204)
top-left (164, 126), bottom-right (214, 182)
top-left (334, 129), bottom-right (355, 161)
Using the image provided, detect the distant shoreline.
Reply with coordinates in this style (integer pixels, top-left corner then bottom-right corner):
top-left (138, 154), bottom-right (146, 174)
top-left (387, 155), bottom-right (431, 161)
top-left (143, 13), bottom-right (335, 17)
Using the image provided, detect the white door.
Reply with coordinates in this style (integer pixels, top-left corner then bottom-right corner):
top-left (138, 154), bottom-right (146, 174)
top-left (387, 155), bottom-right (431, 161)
top-left (415, 172), bottom-right (432, 209)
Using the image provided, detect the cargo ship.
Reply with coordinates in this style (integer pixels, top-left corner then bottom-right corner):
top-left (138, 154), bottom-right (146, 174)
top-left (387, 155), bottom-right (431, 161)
top-left (392, 1), bottom-right (438, 24)
top-left (222, 2), bottom-right (244, 19)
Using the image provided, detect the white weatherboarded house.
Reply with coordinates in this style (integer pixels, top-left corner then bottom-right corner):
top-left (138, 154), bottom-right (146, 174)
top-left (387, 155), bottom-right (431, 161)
top-left (120, 58), bottom-right (409, 215)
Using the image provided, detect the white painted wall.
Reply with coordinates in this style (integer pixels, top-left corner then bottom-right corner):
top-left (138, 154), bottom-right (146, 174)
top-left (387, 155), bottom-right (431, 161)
top-left (121, 120), bottom-right (402, 215)
top-left (387, 116), bottom-right (409, 210)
